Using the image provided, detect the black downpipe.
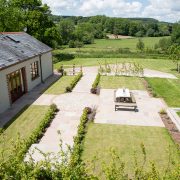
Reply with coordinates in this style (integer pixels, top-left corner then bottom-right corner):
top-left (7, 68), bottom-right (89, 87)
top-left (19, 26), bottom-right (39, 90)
top-left (39, 55), bottom-right (44, 83)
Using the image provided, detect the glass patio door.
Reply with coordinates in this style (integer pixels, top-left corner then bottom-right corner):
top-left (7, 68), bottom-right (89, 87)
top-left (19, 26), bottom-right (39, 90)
top-left (7, 68), bottom-right (27, 103)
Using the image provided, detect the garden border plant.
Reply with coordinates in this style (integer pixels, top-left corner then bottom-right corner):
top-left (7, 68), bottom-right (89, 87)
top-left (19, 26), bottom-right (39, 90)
top-left (90, 73), bottom-right (100, 94)
top-left (65, 72), bottom-right (83, 92)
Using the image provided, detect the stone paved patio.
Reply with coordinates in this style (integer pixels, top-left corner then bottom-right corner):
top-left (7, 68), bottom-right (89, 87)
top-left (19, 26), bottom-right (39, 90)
top-left (95, 89), bottom-right (166, 127)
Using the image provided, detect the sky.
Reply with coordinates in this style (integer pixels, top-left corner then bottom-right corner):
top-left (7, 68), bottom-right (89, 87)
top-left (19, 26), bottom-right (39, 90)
top-left (42, 0), bottom-right (180, 23)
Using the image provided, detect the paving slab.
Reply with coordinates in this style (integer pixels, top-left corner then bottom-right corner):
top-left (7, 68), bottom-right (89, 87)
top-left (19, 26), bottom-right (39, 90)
top-left (95, 89), bottom-right (165, 127)
top-left (33, 94), bottom-right (57, 105)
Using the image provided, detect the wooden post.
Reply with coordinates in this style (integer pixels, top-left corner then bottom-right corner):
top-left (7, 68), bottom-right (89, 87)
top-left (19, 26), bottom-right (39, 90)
top-left (73, 64), bottom-right (75, 75)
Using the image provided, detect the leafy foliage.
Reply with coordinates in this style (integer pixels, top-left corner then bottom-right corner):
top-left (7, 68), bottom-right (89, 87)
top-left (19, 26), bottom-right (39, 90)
top-left (136, 38), bottom-right (145, 51)
top-left (91, 73), bottom-right (101, 94)
top-left (65, 72), bottom-right (83, 92)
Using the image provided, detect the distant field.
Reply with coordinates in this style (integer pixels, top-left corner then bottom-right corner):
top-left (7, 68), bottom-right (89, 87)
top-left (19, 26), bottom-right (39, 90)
top-left (146, 78), bottom-right (180, 107)
top-left (82, 123), bottom-right (180, 176)
top-left (58, 37), bottom-right (169, 53)
top-left (100, 76), bottom-right (145, 90)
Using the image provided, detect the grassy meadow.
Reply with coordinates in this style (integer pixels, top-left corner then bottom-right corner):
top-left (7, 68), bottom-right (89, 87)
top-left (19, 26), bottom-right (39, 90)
top-left (59, 37), bottom-right (168, 52)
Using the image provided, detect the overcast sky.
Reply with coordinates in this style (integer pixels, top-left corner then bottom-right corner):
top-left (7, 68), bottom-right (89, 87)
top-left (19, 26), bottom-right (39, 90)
top-left (42, 0), bottom-right (180, 23)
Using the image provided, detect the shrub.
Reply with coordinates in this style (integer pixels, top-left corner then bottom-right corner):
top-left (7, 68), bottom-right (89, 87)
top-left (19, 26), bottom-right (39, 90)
top-left (90, 73), bottom-right (100, 94)
top-left (50, 103), bottom-right (58, 112)
top-left (159, 109), bottom-right (167, 115)
top-left (84, 107), bottom-right (92, 114)
top-left (57, 65), bottom-right (64, 74)
top-left (92, 73), bottom-right (100, 89)
top-left (66, 86), bottom-right (72, 92)
top-left (53, 53), bottom-right (75, 63)
top-left (69, 40), bottom-right (76, 48)
top-left (90, 87), bottom-right (97, 94)
top-left (65, 72), bottom-right (83, 93)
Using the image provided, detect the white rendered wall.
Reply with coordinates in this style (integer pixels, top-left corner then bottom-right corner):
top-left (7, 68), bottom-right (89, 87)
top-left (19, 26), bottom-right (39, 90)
top-left (0, 56), bottom-right (40, 113)
top-left (41, 52), bottom-right (53, 81)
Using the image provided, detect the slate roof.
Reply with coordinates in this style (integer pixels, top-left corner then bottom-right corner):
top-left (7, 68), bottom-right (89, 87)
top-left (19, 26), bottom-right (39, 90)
top-left (0, 32), bottom-right (52, 70)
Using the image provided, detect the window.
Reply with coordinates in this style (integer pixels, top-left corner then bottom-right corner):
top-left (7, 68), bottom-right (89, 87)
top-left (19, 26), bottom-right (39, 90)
top-left (31, 61), bottom-right (39, 80)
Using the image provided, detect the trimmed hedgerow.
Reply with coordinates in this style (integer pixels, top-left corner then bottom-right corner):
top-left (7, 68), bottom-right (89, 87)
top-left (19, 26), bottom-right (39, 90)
top-left (19, 104), bottom-right (58, 158)
top-left (69, 108), bottom-right (89, 167)
top-left (66, 72), bottom-right (83, 92)
top-left (91, 73), bottom-right (100, 94)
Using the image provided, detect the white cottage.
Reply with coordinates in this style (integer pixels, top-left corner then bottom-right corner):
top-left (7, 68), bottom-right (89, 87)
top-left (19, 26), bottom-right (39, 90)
top-left (0, 32), bottom-right (53, 113)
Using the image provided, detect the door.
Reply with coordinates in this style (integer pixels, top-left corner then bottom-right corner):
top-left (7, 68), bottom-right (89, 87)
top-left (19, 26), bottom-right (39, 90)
top-left (7, 68), bottom-right (27, 103)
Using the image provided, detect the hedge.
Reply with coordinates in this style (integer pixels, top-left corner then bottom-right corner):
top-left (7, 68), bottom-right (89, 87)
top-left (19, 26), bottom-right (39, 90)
top-left (19, 104), bottom-right (58, 159)
top-left (92, 73), bottom-right (100, 89)
top-left (69, 108), bottom-right (88, 167)
top-left (91, 73), bottom-right (100, 94)
top-left (66, 72), bottom-right (83, 92)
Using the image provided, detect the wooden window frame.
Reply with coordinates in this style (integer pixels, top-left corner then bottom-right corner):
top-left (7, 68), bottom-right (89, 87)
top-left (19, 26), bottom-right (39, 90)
top-left (31, 61), bottom-right (39, 81)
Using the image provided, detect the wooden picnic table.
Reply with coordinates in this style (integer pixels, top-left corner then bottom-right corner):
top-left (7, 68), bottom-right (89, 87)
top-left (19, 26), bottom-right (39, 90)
top-left (114, 89), bottom-right (137, 111)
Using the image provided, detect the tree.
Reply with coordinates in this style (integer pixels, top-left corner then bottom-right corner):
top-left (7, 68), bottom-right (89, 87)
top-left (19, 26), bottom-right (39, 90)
top-left (44, 27), bottom-right (62, 48)
top-left (75, 41), bottom-right (84, 52)
top-left (136, 38), bottom-right (145, 51)
top-left (11, 0), bottom-right (54, 41)
top-left (75, 23), bottom-right (94, 44)
top-left (57, 19), bottom-right (75, 45)
top-left (157, 38), bottom-right (172, 51)
top-left (0, 0), bottom-right (24, 32)
top-left (168, 44), bottom-right (180, 73)
top-left (171, 23), bottom-right (180, 45)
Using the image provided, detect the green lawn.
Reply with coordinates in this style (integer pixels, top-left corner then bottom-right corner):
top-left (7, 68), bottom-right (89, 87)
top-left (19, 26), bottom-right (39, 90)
top-left (100, 76), bottom-right (145, 90)
top-left (177, 111), bottom-right (180, 117)
top-left (59, 37), bottom-right (168, 52)
top-left (54, 58), bottom-right (178, 76)
top-left (44, 76), bottom-right (75, 95)
top-left (0, 105), bottom-right (50, 158)
top-left (146, 78), bottom-right (180, 107)
top-left (82, 123), bottom-right (180, 175)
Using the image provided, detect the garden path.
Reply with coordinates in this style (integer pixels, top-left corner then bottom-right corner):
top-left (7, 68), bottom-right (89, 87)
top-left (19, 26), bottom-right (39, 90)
top-left (25, 69), bottom-right (99, 163)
